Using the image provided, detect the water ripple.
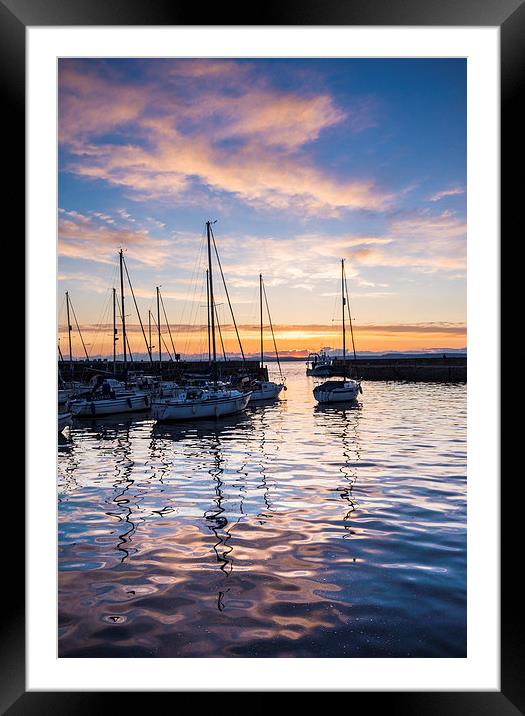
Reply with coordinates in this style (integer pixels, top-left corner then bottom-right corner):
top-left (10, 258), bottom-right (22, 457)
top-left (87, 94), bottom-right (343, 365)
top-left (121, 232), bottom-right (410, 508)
top-left (58, 366), bottom-right (466, 657)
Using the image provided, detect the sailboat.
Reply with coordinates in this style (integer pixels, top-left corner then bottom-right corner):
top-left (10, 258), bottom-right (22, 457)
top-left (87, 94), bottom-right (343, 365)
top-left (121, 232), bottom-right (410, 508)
top-left (250, 274), bottom-right (285, 401)
top-left (151, 221), bottom-right (251, 422)
top-left (68, 250), bottom-right (150, 417)
top-left (313, 259), bottom-right (362, 404)
top-left (57, 292), bottom-right (91, 403)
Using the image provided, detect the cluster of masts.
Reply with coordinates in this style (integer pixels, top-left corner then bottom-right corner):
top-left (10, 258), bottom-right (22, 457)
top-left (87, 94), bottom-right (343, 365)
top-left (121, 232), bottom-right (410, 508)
top-left (58, 221), bottom-right (362, 432)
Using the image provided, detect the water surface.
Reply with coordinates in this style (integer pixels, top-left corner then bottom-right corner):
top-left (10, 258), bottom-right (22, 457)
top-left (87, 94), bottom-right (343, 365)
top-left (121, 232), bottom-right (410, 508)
top-left (58, 364), bottom-right (467, 657)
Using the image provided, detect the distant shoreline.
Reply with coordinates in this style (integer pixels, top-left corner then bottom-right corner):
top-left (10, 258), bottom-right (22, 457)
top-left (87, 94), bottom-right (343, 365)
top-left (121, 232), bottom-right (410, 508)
top-left (64, 351), bottom-right (467, 363)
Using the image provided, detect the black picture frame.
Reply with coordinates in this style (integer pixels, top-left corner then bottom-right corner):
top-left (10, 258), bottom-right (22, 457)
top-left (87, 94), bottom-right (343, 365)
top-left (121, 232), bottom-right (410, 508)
top-left (3, 0), bottom-right (518, 712)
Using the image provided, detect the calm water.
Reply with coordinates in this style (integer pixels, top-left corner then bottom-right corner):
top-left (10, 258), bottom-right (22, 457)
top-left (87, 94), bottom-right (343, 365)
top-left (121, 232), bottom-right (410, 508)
top-left (58, 364), bottom-right (467, 658)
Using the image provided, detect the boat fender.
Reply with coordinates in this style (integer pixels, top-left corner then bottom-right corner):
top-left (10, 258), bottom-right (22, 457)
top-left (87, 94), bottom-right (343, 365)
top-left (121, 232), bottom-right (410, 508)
top-left (127, 397), bottom-right (133, 408)
top-left (358, 384), bottom-right (363, 394)
top-left (90, 402), bottom-right (96, 415)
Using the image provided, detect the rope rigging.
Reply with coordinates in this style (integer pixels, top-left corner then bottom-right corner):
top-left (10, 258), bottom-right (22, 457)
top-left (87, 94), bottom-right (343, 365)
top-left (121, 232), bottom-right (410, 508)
top-left (122, 254), bottom-right (153, 364)
top-left (214, 301), bottom-right (227, 361)
top-left (68, 296), bottom-right (90, 360)
top-left (343, 264), bottom-right (357, 364)
top-left (115, 292), bottom-right (133, 363)
top-left (262, 277), bottom-right (284, 383)
top-left (150, 312), bottom-right (174, 362)
top-left (210, 224), bottom-right (246, 362)
top-left (159, 290), bottom-right (177, 357)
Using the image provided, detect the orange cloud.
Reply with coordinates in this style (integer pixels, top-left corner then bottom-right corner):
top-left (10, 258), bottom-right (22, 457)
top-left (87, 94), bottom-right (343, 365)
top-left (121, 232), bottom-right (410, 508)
top-left (59, 60), bottom-right (390, 215)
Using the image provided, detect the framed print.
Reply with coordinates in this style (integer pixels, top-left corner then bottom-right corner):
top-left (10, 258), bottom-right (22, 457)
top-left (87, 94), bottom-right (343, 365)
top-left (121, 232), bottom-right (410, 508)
top-left (3, 0), bottom-right (520, 711)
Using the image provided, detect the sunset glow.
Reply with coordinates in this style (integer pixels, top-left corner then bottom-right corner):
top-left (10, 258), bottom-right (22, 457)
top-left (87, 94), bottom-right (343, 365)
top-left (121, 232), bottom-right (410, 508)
top-left (58, 58), bottom-right (466, 356)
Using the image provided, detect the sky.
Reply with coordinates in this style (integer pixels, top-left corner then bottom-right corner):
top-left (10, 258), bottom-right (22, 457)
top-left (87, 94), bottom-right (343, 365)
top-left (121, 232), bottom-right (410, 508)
top-left (58, 58), bottom-right (466, 359)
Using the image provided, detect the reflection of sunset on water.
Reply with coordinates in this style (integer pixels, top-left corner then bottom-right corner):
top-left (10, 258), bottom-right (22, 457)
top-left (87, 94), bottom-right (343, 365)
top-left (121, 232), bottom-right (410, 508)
top-left (58, 364), bottom-right (466, 657)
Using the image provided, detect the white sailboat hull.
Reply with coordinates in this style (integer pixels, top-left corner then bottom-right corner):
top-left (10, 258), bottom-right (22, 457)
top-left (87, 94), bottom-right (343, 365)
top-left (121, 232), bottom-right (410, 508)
top-left (152, 391), bottom-right (251, 422)
top-left (249, 382), bottom-right (284, 401)
top-left (313, 380), bottom-right (361, 404)
top-left (69, 392), bottom-right (150, 416)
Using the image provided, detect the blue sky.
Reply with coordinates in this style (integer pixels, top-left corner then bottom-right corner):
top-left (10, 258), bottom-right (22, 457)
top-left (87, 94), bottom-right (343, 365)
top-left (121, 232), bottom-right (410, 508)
top-left (58, 58), bottom-right (466, 357)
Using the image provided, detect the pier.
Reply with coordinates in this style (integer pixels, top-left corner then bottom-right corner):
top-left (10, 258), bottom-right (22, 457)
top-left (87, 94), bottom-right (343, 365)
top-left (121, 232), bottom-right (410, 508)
top-left (329, 355), bottom-right (466, 382)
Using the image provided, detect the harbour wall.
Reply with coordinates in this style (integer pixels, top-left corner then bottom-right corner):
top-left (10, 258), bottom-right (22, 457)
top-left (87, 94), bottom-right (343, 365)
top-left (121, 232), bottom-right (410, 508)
top-left (59, 355), bottom-right (466, 383)
top-left (59, 359), bottom-right (267, 383)
top-left (328, 355), bottom-right (466, 382)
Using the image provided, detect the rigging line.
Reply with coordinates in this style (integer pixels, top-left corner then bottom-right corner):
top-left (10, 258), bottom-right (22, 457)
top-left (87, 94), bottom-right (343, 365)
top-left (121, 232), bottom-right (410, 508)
top-left (262, 278), bottom-right (284, 383)
top-left (210, 224), bottom-right (245, 362)
top-left (115, 293), bottom-right (134, 363)
top-left (214, 300), bottom-right (227, 361)
top-left (97, 292), bottom-right (110, 360)
top-left (159, 290), bottom-right (177, 356)
top-left (122, 255), bottom-right (153, 364)
top-left (91, 288), bottom-right (112, 358)
top-left (182, 232), bottom-right (204, 357)
top-left (68, 296), bottom-right (90, 360)
top-left (150, 313), bottom-right (173, 361)
top-left (343, 265), bottom-right (357, 363)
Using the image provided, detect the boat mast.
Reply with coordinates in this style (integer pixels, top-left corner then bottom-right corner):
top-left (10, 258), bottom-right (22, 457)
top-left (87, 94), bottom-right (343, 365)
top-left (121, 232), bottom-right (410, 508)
top-left (206, 221), bottom-right (217, 379)
top-left (156, 286), bottom-right (162, 376)
top-left (65, 291), bottom-right (73, 379)
top-left (112, 287), bottom-right (117, 374)
top-left (206, 269), bottom-right (211, 365)
top-left (260, 273), bottom-right (264, 370)
top-left (209, 225), bottom-right (245, 362)
top-left (262, 277), bottom-right (284, 385)
top-left (159, 289), bottom-right (177, 359)
top-left (341, 259), bottom-right (346, 381)
top-left (148, 310), bottom-right (152, 356)
top-left (344, 277), bottom-right (358, 366)
top-left (119, 249), bottom-right (128, 376)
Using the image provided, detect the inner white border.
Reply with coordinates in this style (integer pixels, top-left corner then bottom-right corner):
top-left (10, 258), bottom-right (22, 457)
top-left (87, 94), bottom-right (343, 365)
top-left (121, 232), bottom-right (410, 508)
top-left (27, 26), bottom-right (499, 691)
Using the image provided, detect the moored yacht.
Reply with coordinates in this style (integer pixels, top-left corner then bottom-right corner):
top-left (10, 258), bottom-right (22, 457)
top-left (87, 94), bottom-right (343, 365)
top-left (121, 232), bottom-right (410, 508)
top-left (313, 259), bottom-right (362, 405)
top-left (68, 377), bottom-right (150, 416)
top-left (313, 379), bottom-right (361, 403)
top-left (250, 380), bottom-right (284, 401)
top-left (152, 220), bottom-right (252, 422)
top-left (152, 385), bottom-right (250, 421)
top-left (249, 273), bottom-right (285, 402)
top-left (68, 250), bottom-right (151, 417)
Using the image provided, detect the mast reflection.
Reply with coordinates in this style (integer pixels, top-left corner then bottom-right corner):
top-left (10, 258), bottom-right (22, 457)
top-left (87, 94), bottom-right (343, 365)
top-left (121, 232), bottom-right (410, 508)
top-left (314, 402), bottom-right (361, 538)
top-left (103, 421), bottom-right (137, 563)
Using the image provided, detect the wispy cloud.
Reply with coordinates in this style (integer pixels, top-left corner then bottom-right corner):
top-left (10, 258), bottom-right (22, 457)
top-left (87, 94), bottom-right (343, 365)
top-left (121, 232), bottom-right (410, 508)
top-left (58, 209), bottom-right (171, 267)
top-left (428, 186), bottom-right (465, 202)
top-left (59, 59), bottom-right (391, 216)
top-left (57, 58), bottom-right (467, 350)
